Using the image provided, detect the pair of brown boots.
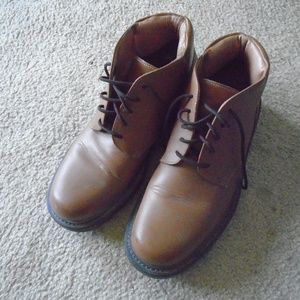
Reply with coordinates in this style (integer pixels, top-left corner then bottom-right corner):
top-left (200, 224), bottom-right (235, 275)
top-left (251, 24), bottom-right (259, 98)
top-left (47, 13), bottom-right (270, 278)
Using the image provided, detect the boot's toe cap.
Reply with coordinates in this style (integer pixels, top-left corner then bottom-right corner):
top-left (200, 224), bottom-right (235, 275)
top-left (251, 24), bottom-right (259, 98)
top-left (48, 142), bottom-right (120, 223)
top-left (48, 177), bottom-right (109, 222)
top-left (129, 188), bottom-right (205, 267)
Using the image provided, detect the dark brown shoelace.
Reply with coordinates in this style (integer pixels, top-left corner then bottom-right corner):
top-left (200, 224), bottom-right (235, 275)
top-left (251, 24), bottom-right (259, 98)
top-left (173, 95), bottom-right (248, 189)
top-left (97, 62), bottom-right (139, 139)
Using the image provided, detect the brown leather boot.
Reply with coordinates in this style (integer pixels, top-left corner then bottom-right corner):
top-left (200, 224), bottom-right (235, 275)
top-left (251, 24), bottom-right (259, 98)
top-left (47, 13), bottom-right (195, 231)
top-left (125, 33), bottom-right (270, 277)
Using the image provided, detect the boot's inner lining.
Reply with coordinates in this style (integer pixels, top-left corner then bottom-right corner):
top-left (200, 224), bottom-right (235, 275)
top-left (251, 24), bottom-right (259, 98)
top-left (132, 15), bottom-right (186, 68)
top-left (209, 54), bottom-right (250, 91)
top-left (140, 39), bottom-right (179, 68)
top-left (105, 15), bottom-right (188, 129)
top-left (202, 35), bottom-right (268, 91)
top-left (187, 35), bottom-right (269, 158)
top-left (112, 15), bottom-right (188, 86)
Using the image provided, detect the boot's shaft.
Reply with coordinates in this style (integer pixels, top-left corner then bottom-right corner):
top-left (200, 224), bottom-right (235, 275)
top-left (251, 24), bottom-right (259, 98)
top-left (162, 33), bottom-right (270, 187)
top-left (90, 13), bottom-right (195, 156)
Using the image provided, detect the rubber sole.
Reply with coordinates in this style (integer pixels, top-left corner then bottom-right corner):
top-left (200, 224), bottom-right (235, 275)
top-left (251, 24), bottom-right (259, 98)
top-left (47, 161), bottom-right (147, 232)
top-left (124, 186), bottom-right (241, 278)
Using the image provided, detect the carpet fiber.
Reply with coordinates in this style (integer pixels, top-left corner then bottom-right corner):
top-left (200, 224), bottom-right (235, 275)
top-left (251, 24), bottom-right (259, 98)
top-left (0, 0), bottom-right (299, 299)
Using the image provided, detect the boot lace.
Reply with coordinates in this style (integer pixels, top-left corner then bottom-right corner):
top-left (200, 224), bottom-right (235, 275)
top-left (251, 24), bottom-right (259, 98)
top-left (171, 94), bottom-right (248, 189)
top-left (97, 62), bottom-right (139, 139)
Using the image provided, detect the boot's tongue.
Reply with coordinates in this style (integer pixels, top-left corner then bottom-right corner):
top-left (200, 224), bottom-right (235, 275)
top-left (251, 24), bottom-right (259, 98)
top-left (125, 56), bottom-right (157, 82)
top-left (189, 79), bottom-right (238, 156)
top-left (103, 55), bottom-right (157, 129)
top-left (199, 78), bottom-right (239, 115)
top-left (114, 56), bottom-right (157, 94)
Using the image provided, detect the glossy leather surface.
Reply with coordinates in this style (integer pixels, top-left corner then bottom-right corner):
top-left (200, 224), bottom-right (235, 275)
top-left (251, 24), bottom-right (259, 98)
top-left (130, 33), bottom-right (270, 268)
top-left (48, 13), bottom-right (195, 225)
top-left (49, 129), bottom-right (143, 221)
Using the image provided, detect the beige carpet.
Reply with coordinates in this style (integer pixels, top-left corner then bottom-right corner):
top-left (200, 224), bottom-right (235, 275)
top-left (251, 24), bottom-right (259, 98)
top-left (1, 0), bottom-right (299, 299)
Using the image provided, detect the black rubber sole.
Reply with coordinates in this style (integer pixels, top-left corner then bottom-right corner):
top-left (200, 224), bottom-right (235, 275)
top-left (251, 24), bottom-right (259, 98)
top-left (47, 161), bottom-right (147, 232)
top-left (124, 186), bottom-right (241, 278)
